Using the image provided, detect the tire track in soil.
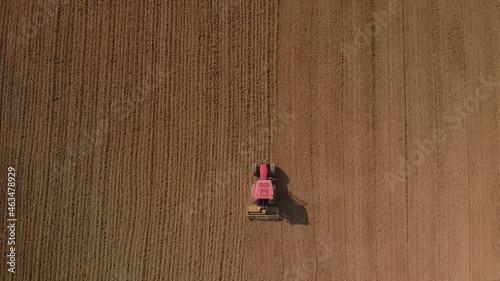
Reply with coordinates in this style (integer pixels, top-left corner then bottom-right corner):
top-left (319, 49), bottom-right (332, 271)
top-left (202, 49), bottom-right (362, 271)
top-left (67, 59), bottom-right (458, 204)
top-left (464, 1), bottom-right (500, 280)
top-left (372, 0), bottom-right (408, 279)
top-left (432, 0), bottom-right (470, 279)
top-left (275, 0), bottom-right (348, 280)
top-left (404, 0), bottom-right (441, 278)
top-left (239, 1), bottom-right (282, 280)
top-left (342, 0), bottom-right (377, 279)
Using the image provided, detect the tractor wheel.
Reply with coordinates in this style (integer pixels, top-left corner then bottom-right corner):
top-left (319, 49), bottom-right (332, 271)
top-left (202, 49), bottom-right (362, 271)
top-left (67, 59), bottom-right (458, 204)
top-left (270, 163), bottom-right (276, 177)
top-left (252, 163), bottom-right (259, 177)
top-left (250, 184), bottom-right (255, 202)
top-left (269, 184), bottom-right (277, 204)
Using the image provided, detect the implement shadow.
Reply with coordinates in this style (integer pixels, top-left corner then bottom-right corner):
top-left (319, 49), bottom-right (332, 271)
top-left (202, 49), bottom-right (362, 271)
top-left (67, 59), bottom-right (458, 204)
top-left (275, 167), bottom-right (308, 225)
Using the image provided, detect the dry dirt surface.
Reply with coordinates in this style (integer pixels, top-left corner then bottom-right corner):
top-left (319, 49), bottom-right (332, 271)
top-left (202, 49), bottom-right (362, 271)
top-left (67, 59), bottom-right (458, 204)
top-left (1, 0), bottom-right (500, 280)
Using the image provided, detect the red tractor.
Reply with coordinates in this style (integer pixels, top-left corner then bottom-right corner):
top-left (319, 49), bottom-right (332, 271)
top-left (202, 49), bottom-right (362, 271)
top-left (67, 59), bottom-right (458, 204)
top-left (247, 163), bottom-right (280, 220)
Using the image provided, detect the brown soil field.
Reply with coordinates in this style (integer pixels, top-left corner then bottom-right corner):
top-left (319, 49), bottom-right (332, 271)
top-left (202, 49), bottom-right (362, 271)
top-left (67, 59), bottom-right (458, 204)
top-left (1, 0), bottom-right (499, 280)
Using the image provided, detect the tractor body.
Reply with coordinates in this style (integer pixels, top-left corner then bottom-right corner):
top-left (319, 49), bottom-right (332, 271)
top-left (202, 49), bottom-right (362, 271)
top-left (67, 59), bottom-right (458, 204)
top-left (247, 163), bottom-right (279, 221)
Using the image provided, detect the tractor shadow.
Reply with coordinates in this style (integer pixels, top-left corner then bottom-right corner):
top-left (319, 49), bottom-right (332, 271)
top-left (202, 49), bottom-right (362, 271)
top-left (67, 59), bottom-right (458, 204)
top-left (275, 167), bottom-right (309, 225)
